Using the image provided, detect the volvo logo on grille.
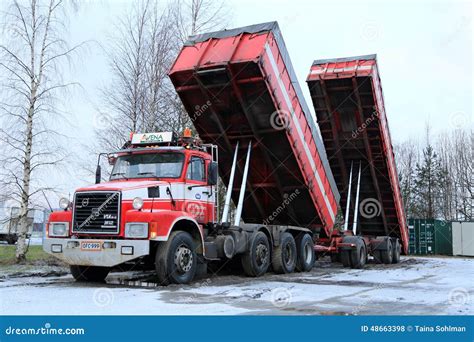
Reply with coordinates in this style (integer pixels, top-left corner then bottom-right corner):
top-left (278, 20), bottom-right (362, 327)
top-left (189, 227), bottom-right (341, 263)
top-left (73, 192), bottom-right (120, 233)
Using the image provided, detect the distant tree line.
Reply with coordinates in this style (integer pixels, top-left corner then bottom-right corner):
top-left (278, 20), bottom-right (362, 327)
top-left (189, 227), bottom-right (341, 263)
top-left (395, 127), bottom-right (473, 221)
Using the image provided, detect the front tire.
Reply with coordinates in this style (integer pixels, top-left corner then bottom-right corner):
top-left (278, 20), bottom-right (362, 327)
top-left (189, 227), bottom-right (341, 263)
top-left (155, 231), bottom-right (197, 285)
top-left (70, 265), bottom-right (110, 282)
top-left (242, 231), bottom-right (271, 277)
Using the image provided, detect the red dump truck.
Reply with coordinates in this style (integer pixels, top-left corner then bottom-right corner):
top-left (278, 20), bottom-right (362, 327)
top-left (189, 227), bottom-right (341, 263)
top-left (306, 54), bottom-right (409, 265)
top-left (43, 22), bottom-right (407, 284)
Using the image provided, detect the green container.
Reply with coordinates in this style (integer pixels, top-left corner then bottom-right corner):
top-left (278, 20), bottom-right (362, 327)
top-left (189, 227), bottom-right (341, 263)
top-left (408, 219), bottom-right (435, 255)
top-left (408, 219), bottom-right (453, 255)
top-left (434, 220), bottom-right (453, 255)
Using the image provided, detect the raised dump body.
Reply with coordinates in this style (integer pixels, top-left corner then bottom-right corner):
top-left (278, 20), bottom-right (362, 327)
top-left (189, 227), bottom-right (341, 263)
top-left (306, 55), bottom-right (408, 253)
top-left (169, 22), bottom-right (339, 231)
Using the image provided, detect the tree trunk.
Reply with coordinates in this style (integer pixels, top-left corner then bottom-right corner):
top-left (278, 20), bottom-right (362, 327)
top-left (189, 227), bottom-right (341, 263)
top-left (15, 93), bottom-right (35, 262)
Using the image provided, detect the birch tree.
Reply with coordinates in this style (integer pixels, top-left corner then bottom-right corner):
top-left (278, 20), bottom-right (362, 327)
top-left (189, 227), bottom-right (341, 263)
top-left (96, 0), bottom-right (230, 152)
top-left (0, 0), bottom-right (81, 261)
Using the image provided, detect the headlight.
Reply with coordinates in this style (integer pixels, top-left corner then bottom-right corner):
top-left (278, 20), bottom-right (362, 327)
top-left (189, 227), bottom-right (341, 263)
top-left (132, 197), bottom-right (144, 210)
top-left (125, 223), bottom-right (148, 238)
top-left (49, 222), bottom-right (69, 237)
top-left (59, 198), bottom-right (70, 210)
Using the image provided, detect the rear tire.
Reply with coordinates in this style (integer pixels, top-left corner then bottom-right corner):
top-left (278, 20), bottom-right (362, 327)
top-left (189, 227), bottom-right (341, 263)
top-left (295, 233), bottom-right (315, 272)
top-left (155, 231), bottom-right (197, 285)
top-left (330, 253), bottom-right (340, 263)
top-left (381, 238), bottom-right (393, 264)
top-left (340, 250), bottom-right (351, 267)
top-left (272, 232), bottom-right (297, 274)
top-left (350, 238), bottom-right (367, 269)
top-left (340, 236), bottom-right (367, 269)
top-left (6, 235), bottom-right (18, 245)
top-left (372, 250), bottom-right (383, 263)
top-left (391, 239), bottom-right (401, 264)
top-left (70, 265), bottom-right (110, 282)
top-left (242, 231), bottom-right (270, 277)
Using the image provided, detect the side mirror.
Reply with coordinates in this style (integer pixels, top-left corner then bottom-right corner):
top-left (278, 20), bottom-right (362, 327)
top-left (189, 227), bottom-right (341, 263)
top-left (208, 162), bottom-right (218, 185)
top-left (95, 164), bottom-right (101, 184)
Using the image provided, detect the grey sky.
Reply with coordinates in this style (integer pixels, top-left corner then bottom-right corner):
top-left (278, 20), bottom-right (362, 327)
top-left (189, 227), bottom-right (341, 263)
top-left (8, 0), bottom-right (472, 203)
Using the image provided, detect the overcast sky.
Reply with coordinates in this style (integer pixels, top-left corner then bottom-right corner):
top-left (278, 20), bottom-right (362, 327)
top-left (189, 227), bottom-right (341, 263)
top-left (5, 0), bottom-right (472, 204)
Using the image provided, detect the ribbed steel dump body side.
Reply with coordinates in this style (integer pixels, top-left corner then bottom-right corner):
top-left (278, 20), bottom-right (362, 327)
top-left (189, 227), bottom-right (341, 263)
top-left (306, 55), bottom-right (408, 253)
top-left (169, 22), bottom-right (339, 232)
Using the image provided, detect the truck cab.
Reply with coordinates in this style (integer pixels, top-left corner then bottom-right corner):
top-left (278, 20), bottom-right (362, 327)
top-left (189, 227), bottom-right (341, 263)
top-left (44, 130), bottom-right (220, 283)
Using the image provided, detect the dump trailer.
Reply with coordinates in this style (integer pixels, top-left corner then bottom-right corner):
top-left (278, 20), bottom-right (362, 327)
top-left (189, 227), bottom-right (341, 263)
top-left (306, 54), bottom-right (409, 265)
top-left (169, 22), bottom-right (339, 232)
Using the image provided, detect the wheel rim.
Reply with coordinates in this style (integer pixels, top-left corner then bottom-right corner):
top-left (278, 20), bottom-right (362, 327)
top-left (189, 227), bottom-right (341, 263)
top-left (255, 243), bottom-right (268, 267)
top-left (304, 241), bottom-right (313, 264)
top-left (174, 245), bottom-right (193, 274)
top-left (284, 243), bottom-right (293, 266)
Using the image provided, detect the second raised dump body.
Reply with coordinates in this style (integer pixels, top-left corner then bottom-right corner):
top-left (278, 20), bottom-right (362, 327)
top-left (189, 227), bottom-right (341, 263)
top-left (169, 22), bottom-right (340, 232)
top-left (306, 55), bottom-right (409, 260)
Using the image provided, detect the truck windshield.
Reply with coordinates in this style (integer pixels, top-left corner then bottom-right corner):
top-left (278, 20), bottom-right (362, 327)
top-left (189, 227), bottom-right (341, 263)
top-left (110, 153), bottom-right (184, 180)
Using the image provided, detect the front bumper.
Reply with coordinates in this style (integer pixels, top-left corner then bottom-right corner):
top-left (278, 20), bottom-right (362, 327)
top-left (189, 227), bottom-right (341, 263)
top-left (43, 238), bottom-right (150, 267)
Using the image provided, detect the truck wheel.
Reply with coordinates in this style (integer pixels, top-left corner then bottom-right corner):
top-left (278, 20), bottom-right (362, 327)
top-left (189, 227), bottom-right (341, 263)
top-left (272, 232), bottom-right (297, 274)
top-left (391, 239), bottom-right (401, 264)
top-left (242, 231), bottom-right (270, 277)
top-left (381, 238), bottom-right (393, 264)
top-left (330, 253), bottom-right (340, 263)
top-left (155, 231), bottom-right (197, 285)
top-left (340, 250), bottom-right (351, 267)
top-left (372, 250), bottom-right (383, 263)
top-left (350, 238), bottom-right (367, 269)
top-left (6, 235), bottom-right (18, 245)
top-left (70, 265), bottom-right (110, 282)
top-left (295, 233), bottom-right (315, 272)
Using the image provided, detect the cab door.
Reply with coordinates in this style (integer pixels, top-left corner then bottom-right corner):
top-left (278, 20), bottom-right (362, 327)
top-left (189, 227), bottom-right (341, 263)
top-left (184, 156), bottom-right (211, 223)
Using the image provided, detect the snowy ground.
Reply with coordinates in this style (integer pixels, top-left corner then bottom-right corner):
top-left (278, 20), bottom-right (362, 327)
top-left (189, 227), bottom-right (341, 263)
top-left (0, 256), bottom-right (472, 315)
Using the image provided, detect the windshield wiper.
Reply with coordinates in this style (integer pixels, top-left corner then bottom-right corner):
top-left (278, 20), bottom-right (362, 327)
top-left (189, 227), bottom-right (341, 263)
top-left (137, 172), bottom-right (155, 176)
top-left (111, 172), bottom-right (128, 180)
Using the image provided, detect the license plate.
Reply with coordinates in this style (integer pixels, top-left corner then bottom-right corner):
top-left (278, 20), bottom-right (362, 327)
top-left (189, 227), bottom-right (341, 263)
top-left (80, 241), bottom-right (102, 251)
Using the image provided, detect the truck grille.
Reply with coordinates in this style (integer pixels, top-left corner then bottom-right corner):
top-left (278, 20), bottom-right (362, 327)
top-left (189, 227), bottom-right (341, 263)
top-left (72, 191), bottom-right (120, 234)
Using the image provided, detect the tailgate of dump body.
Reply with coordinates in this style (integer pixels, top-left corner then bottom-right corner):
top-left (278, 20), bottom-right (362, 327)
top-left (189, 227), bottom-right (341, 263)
top-left (169, 22), bottom-right (339, 233)
top-left (306, 55), bottom-right (408, 253)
